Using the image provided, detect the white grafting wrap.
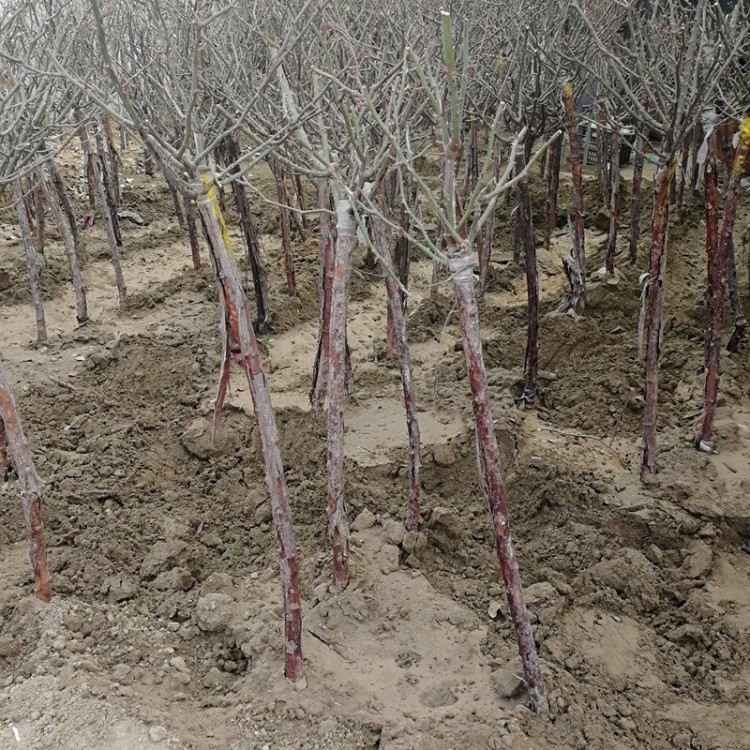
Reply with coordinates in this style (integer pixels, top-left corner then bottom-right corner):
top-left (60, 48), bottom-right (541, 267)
top-left (448, 255), bottom-right (474, 283)
top-left (336, 199), bottom-right (355, 236)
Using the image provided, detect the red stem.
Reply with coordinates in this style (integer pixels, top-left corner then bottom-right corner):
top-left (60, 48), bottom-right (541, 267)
top-left (641, 161), bottom-right (674, 477)
top-left (271, 159), bottom-right (297, 297)
top-left (372, 214), bottom-right (422, 531)
top-left (0, 357), bottom-right (51, 602)
top-left (198, 186), bottom-right (304, 685)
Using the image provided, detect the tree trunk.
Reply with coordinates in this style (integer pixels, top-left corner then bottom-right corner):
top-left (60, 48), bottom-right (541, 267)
top-left (165, 172), bottom-right (185, 228)
top-left (0, 356), bottom-right (51, 602)
top-left (198, 179), bottom-right (304, 686)
top-left (76, 112), bottom-right (97, 216)
top-left (372, 214), bottom-right (422, 531)
top-left (605, 129), bottom-right (621, 274)
top-left (640, 161), bottom-right (674, 478)
top-left (698, 140), bottom-right (721, 452)
top-left (32, 174), bottom-right (45, 257)
top-left (103, 115), bottom-right (121, 206)
top-left (543, 137), bottom-right (562, 252)
top-left (12, 180), bottom-right (47, 343)
top-left (225, 135), bottom-right (270, 334)
top-left (271, 159), bottom-right (297, 297)
top-left (325, 196), bottom-right (356, 593)
top-left (0, 417), bottom-right (8, 480)
top-left (94, 156), bottom-right (127, 308)
top-left (558, 81), bottom-right (586, 314)
top-left (449, 247), bottom-right (548, 718)
top-left (442, 123), bottom-right (547, 716)
top-left (95, 126), bottom-right (122, 247)
top-left (48, 158), bottom-right (80, 255)
top-left (184, 195), bottom-right (202, 271)
top-left (39, 169), bottom-right (88, 324)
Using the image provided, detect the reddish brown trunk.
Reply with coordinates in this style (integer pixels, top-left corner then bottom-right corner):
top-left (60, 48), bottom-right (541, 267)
top-left (543, 137), bottom-right (562, 252)
top-left (198, 181), bottom-right (304, 685)
top-left (165, 172), bottom-right (185, 228)
top-left (39, 169), bottom-right (88, 324)
top-left (641, 161), bottom-right (674, 478)
top-left (698, 141), bottom-right (721, 451)
top-left (271, 159), bottom-right (296, 297)
top-left (515, 149), bottom-right (539, 406)
top-left (449, 247), bottom-right (548, 717)
top-left (184, 195), bottom-right (202, 271)
top-left (33, 175), bottom-right (45, 257)
top-left (0, 357), bottom-right (51, 602)
top-left (94, 155), bottom-right (127, 308)
top-left (103, 115), bottom-right (121, 206)
top-left (442, 127), bottom-right (547, 716)
top-left (48, 157), bottom-right (79, 252)
top-left (722, 118), bottom-right (750, 351)
top-left (225, 135), bottom-right (270, 334)
top-left (605, 129), bottom-right (621, 274)
top-left (372, 215), bottom-right (421, 531)
top-left (558, 81), bottom-right (586, 314)
top-left (95, 127), bottom-right (122, 247)
top-left (311, 179), bottom-right (335, 408)
top-left (12, 180), bottom-right (47, 343)
top-left (325, 197), bottom-right (355, 593)
top-left (0, 417), bottom-right (8, 479)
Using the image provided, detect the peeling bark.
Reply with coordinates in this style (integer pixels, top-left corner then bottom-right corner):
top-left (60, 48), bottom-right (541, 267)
top-left (372, 214), bottom-right (421, 531)
top-left (641, 161), bottom-right (674, 477)
top-left (0, 357), bottom-right (51, 603)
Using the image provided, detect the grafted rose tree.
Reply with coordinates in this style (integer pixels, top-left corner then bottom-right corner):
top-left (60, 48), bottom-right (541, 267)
top-left (356, 9), bottom-right (560, 717)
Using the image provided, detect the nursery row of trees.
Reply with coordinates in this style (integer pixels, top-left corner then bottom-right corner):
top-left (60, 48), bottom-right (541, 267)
top-left (1, 0), bottom-right (749, 716)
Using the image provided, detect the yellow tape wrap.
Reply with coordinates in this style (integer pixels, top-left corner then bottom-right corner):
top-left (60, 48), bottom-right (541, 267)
top-left (201, 172), bottom-right (232, 258)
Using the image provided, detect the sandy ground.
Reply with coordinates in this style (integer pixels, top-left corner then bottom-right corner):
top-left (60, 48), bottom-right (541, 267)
top-left (1, 146), bottom-right (750, 750)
